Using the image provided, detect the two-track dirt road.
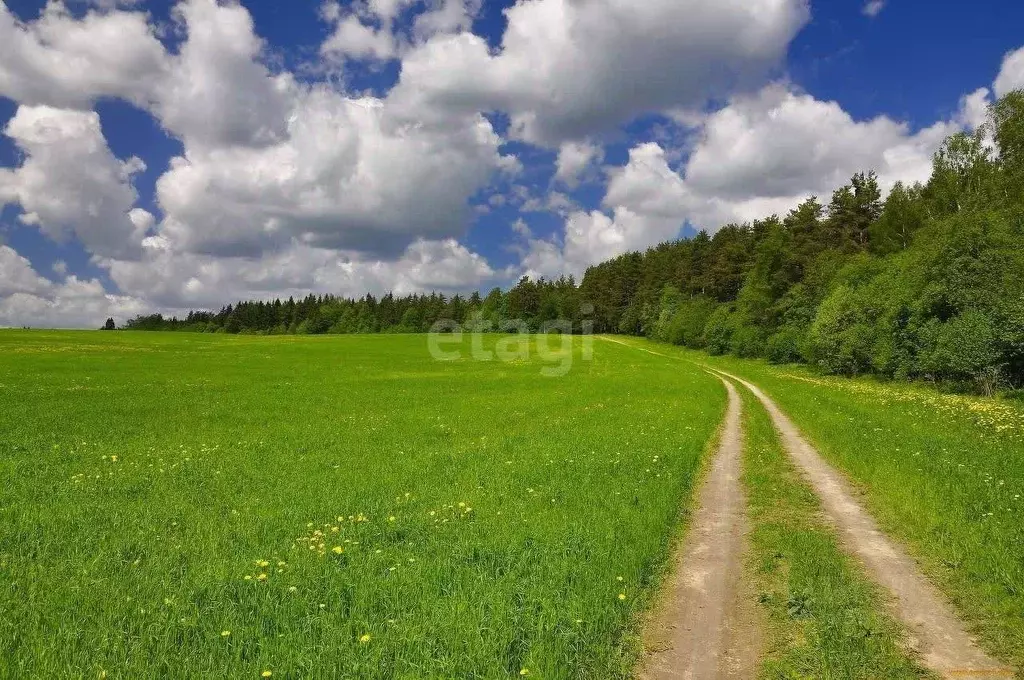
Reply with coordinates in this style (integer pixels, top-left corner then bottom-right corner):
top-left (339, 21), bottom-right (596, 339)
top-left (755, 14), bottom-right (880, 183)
top-left (599, 337), bottom-right (1014, 680)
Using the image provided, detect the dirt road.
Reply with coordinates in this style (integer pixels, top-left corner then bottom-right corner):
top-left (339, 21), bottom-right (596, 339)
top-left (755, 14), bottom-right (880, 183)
top-left (639, 377), bottom-right (761, 680)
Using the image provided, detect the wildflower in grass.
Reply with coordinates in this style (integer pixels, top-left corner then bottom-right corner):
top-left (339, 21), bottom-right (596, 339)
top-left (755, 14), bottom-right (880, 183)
top-left (221, 630), bottom-right (231, 637)
top-left (332, 546), bottom-right (343, 554)
top-left (262, 671), bottom-right (272, 678)
top-left (256, 573), bottom-right (268, 582)
top-left (388, 516), bottom-right (396, 522)
top-left (520, 669), bottom-right (530, 676)
top-left (616, 576), bottom-right (623, 582)
top-left (618, 593), bottom-right (626, 600)
top-left (359, 634), bottom-right (371, 643)
top-left (288, 586), bottom-right (298, 593)
top-left (256, 560), bottom-right (269, 568)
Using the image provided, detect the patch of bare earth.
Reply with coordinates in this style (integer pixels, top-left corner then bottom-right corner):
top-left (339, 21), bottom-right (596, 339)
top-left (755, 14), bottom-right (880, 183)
top-left (717, 370), bottom-right (1015, 680)
top-left (639, 378), bottom-right (761, 680)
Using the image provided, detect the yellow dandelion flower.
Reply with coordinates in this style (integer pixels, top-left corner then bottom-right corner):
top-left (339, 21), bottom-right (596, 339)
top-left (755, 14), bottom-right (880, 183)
top-left (256, 560), bottom-right (270, 568)
top-left (332, 546), bottom-right (343, 554)
top-left (617, 593), bottom-right (626, 600)
top-left (388, 516), bottom-right (396, 522)
top-left (359, 633), bottom-right (372, 643)
top-left (256, 573), bottom-right (268, 582)
top-left (261, 672), bottom-right (272, 678)
top-left (616, 576), bottom-right (623, 582)
top-left (520, 669), bottom-right (530, 676)
top-left (221, 630), bottom-right (231, 637)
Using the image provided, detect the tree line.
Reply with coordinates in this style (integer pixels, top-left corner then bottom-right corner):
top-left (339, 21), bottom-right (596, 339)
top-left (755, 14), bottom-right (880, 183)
top-left (120, 91), bottom-right (1024, 393)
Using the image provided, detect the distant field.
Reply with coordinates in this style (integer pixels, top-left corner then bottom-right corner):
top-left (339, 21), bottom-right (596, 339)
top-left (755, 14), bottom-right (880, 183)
top-left (0, 331), bottom-right (725, 679)
top-left (615, 337), bottom-right (1024, 671)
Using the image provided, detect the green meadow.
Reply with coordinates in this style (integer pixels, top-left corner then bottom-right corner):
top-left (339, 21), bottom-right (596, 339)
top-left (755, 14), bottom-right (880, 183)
top-left (0, 331), bottom-right (725, 679)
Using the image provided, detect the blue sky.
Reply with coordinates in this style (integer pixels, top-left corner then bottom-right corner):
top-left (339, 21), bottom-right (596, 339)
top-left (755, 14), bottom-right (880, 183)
top-left (1, 0), bottom-right (1023, 327)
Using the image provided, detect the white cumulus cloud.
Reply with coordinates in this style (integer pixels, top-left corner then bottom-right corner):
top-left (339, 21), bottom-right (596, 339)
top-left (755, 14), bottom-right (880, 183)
top-left (390, 0), bottom-right (810, 145)
top-left (0, 1), bottom-right (167, 108)
top-left (994, 46), bottom-right (1024, 98)
top-left (0, 246), bottom-right (147, 328)
top-left (0, 105), bottom-right (153, 259)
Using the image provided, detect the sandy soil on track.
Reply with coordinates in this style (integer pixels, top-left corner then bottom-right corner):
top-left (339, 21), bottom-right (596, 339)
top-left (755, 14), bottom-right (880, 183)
top-left (713, 368), bottom-right (1014, 680)
top-left (639, 377), bottom-right (761, 680)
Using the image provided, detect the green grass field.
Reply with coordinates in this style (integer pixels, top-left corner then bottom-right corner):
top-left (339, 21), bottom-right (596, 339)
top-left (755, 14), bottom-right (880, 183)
top-left (615, 337), bottom-right (1024, 672)
top-left (0, 331), bottom-right (726, 679)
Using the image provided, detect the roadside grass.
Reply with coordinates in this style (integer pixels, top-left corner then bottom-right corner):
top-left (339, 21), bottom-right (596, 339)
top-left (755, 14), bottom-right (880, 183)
top-left (0, 331), bottom-right (725, 679)
top-left (609, 336), bottom-right (1024, 673)
top-left (738, 386), bottom-right (929, 679)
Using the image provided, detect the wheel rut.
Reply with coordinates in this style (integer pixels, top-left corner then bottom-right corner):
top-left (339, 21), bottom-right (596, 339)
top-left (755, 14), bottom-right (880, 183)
top-left (639, 377), bottom-right (761, 680)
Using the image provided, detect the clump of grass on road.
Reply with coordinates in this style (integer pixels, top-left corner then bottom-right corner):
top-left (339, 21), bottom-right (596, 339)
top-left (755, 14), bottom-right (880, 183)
top-left (0, 331), bottom-right (725, 679)
top-left (738, 387), bottom-right (929, 679)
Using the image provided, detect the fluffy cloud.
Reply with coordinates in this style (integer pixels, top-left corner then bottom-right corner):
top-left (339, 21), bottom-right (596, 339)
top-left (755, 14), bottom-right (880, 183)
top-left (146, 0), bottom-right (506, 260)
top-left (684, 84), bottom-right (956, 204)
top-left (994, 46), bottom-right (1024, 98)
top-left (0, 246), bottom-right (146, 328)
top-left (320, 0), bottom-right (480, 63)
top-left (155, 88), bottom-right (504, 257)
top-left (156, 0), bottom-right (295, 148)
top-left (391, 0), bottom-right (809, 145)
top-left (321, 14), bottom-right (399, 61)
top-left (0, 1), bottom-right (166, 108)
top-left (554, 141), bottom-right (603, 188)
top-left (0, 105), bottom-right (152, 258)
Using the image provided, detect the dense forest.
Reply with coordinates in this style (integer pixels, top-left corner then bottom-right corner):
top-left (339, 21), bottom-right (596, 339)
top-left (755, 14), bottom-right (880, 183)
top-left (120, 92), bottom-right (1024, 393)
